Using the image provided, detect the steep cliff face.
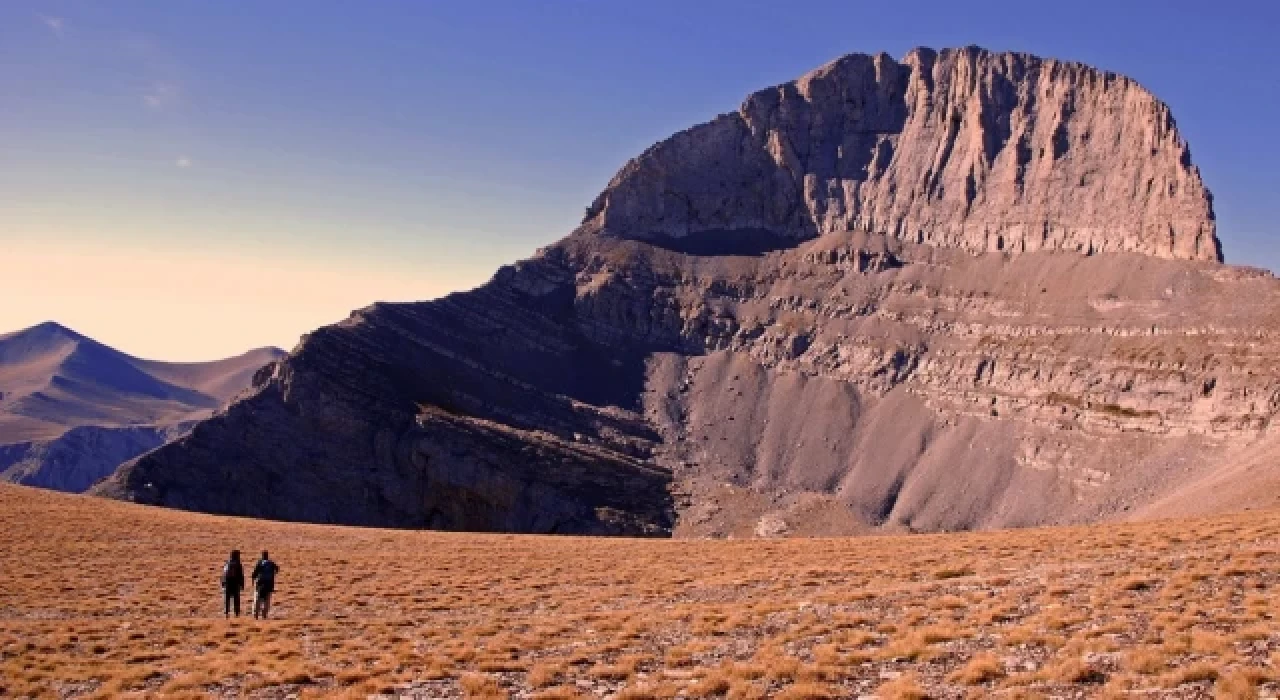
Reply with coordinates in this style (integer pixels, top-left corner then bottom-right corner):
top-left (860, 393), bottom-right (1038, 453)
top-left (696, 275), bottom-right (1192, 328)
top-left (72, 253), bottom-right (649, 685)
top-left (100, 47), bottom-right (1276, 536)
top-left (98, 272), bottom-right (676, 535)
top-left (587, 47), bottom-right (1219, 262)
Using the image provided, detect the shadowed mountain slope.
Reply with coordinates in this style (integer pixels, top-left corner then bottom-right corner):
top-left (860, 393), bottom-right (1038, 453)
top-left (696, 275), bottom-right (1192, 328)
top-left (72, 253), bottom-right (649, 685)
top-left (98, 47), bottom-right (1280, 536)
top-left (0, 322), bottom-right (282, 492)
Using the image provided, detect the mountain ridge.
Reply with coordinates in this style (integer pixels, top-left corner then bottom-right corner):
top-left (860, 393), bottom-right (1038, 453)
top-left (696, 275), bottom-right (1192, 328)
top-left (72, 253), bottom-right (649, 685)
top-left (99, 47), bottom-right (1277, 536)
top-left (0, 322), bottom-right (283, 492)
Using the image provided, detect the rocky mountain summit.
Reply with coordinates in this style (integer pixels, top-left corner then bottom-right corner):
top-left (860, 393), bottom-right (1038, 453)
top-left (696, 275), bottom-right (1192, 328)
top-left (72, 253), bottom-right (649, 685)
top-left (0, 322), bottom-right (282, 492)
top-left (98, 47), bottom-right (1280, 536)
top-left (588, 46), bottom-right (1219, 262)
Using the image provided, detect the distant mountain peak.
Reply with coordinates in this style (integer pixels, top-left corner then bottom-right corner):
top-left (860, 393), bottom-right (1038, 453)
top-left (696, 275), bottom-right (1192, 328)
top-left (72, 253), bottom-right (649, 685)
top-left (0, 323), bottom-right (286, 493)
top-left (30, 320), bottom-right (70, 333)
top-left (10, 321), bottom-right (85, 341)
top-left (2, 321), bottom-right (76, 343)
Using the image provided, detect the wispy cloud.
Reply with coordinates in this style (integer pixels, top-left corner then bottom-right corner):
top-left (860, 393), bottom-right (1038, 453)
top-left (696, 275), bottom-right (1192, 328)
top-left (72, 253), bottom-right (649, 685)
top-left (121, 34), bottom-right (184, 111)
top-left (38, 14), bottom-right (65, 37)
top-left (175, 157), bottom-right (192, 168)
top-left (142, 81), bottom-right (180, 109)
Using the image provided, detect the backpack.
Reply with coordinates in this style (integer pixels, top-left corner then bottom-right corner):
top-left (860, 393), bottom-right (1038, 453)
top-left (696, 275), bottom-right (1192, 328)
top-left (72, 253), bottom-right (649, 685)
top-left (256, 560), bottom-right (277, 589)
top-left (222, 561), bottom-right (242, 589)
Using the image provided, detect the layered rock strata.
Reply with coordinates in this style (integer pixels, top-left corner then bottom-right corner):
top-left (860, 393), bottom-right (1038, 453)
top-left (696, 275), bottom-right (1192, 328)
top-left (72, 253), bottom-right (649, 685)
top-left (101, 48), bottom-right (1277, 536)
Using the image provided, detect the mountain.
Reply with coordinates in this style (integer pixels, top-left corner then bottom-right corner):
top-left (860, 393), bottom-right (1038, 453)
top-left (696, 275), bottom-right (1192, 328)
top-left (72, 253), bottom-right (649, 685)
top-left (97, 47), bottom-right (1280, 536)
top-left (0, 322), bottom-right (283, 492)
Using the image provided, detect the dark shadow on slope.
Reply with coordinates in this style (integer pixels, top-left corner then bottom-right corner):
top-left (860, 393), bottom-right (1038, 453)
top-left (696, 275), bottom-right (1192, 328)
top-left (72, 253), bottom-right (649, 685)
top-left (638, 228), bottom-right (806, 257)
top-left (96, 257), bottom-right (676, 535)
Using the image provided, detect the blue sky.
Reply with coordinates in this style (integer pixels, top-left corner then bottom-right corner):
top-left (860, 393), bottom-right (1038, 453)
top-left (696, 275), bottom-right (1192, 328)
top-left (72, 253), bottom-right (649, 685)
top-left (2, 0), bottom-right (1277, 359)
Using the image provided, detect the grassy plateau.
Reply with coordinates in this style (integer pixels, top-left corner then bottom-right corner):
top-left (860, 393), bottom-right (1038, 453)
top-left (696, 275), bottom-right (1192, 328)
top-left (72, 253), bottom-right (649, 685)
top-left (2, 483), bottom-right (1279, 698)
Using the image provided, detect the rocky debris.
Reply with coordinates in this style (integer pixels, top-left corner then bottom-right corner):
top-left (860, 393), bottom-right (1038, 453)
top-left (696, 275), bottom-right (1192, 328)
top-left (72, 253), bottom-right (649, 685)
top-left (97, 47), bottom-right (1280, 536)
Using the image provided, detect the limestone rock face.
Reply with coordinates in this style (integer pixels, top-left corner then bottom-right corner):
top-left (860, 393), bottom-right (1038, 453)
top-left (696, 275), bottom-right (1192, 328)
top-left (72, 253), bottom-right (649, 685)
top-left (99, 47), bottom-right (1274, 537)
top-left (586, 47), bottom-right (1220, 261)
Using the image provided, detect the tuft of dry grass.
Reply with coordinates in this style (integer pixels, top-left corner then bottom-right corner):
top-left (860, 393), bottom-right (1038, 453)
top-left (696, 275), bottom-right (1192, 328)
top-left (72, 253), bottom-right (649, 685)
top-left (876, 672), bottom-right (930, 699)
top-left (1124, 647), bottom-right (1168, 674)
top-left (527, 662), bottom-right (563, 688)
top-left (932, 565), bottom-right (975, 580)
top-left (459, 673), bottom-right (508, 699)
top-left (686, 671), bottom-right (731, 697)
top-left (530, 687), bottom-right (584, 700)
top-left (948, 653), bottom-right (1005, 684)
top-left (774, 681), bottom-right (837, 699)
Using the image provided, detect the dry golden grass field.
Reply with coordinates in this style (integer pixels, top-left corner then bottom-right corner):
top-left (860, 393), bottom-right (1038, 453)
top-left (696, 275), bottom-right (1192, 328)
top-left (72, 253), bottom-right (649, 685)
top-left (3, 484), bottom-right (1280, 699)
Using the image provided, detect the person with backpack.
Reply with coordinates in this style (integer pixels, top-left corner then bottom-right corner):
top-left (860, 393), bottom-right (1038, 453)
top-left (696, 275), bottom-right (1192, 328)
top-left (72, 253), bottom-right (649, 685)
top-left (221, 550), bottom-right (245, 618)
top-left (251, 550), bottom-right (280, 619)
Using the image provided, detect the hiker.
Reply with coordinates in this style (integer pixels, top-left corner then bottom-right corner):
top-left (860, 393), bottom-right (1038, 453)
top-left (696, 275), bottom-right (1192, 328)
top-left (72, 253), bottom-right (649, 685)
top-left (251, 550), bottom-right (280, 619)
top-left (221, 549), bottom-right (245, 618)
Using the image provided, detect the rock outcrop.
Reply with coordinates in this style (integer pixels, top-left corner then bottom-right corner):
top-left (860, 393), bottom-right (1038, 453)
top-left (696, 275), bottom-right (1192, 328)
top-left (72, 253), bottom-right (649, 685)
top-left (587, 47), bottom-right (1219, 262)
top-left (99, 47), bottom-right (1280, 536)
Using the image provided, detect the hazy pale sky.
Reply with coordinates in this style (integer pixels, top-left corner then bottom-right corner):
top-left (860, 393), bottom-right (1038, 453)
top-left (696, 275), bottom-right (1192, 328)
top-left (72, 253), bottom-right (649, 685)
top-left (3, 0), bottom-right (1278, 360)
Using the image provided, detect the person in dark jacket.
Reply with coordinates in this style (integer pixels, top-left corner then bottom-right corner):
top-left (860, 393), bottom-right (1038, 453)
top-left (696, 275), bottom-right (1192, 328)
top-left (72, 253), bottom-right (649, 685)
top-left (251, 550), bottom-right (279, 619)
top-left (221, 550), bottom-right (244, 618)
